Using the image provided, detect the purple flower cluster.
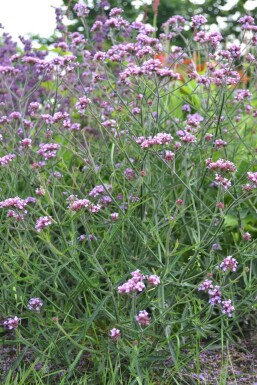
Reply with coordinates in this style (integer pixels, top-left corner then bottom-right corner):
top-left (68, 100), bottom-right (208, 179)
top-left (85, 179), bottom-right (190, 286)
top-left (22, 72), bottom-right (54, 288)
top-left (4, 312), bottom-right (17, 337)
top-left (0, 153), bottom-right (16, 166)
top-left (119, 60), bottom-right (180, 83)
top-left (135, 310), bottom-right (151, 326)
top-left (194, 30), bottom-right (223, 49)
top-left (109, 327), bottom-right (121, 341)
top-left (238, 15), bottom-right (256, 30)
top-left (136, 133), bottom-right (173, 149)
top-left (220, 256), bottom-right (238, 272)
top-left (247, 172), bottom-right (257, 186)
top-left (118, 270), bottom-right (160, 294)
top-left (165, 150), bottom-right (175, 161)
top-left (4, 316), bottom-right (20, 330)
top-left (74, 3), bottom-right (90, 17)
top-left (35, 216), bottom-right (52, 232)
top-left (75, 97), bottom-right (91, 114)
top-left (0, 197), bottom-right (27, 210)
top-left (199, 254), bottom-right (238, 316)
top-left (198, 279), bottom-right (213, 291)
top-left (208, 285), bottom-right (222, 305)
top-left (191, 15), bottom-right (207, 29)
top-left (28, 298), bottom-right (43, 312)
top-left (199, 281), bottom-right (234, 316)
top-left (118, 270), bottom-right (146, 294)
top-left (214, 139), bottom-right (227, 149)
top-left (37, 143), bottom-right (60, 160)
top-left (221, 299), bottom-right (235, 317)
top-left (206, 158), bottom-right (237, 173)
top-left (68, 197), bottom-right (90, 212)
top-left (214, 174), bottom-right (231, 190)
top-left (89, 184), bottom-right (112, 197)
top-left (162, 15), bottom-right (186, 32)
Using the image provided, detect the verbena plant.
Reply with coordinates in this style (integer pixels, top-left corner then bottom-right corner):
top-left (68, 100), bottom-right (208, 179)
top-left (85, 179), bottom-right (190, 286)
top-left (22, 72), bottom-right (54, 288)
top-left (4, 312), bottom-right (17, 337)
top-left (0, 5), bottom-right (257, 384)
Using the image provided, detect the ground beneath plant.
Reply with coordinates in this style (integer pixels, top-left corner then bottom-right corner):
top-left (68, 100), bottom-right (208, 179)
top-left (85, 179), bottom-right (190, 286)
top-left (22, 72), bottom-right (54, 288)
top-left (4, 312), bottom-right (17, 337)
top-left (185, 339), bottom-right (257, 384)
top-left (1, 336), bottom-right (257, 384)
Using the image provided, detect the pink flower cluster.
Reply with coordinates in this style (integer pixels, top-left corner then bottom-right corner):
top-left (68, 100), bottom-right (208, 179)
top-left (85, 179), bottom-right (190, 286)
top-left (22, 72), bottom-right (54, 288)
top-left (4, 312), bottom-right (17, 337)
top-left (4, 316), bottom-right (20, 330)
top-left (35, 188), bottom-right (45, 196)
top-left (148, 275), bottom-right (161, 286)
top-left (162, 15), bottom-right (186, 32)
top-left (89, 204), bottom-right (101, 213)
top-left (201, 282), bottom-right (235, 316)
top-left (165, 150), bottom-right (175, 161)
top-left (75, 97), bottom-right (91, 114)
top-left (89, 184), bottom-right (112, 197)
top-left (7, 210), bottom-right (26, 221)
top-left (220, 256), bottom-right (238, 272)
top-left (0, 196), bottom-right (35, 221)
top-left (198, 279), bottom-right (213, 291)
top-left (19, 138), bottom-right (32, 151)
top-left (69, 198), bottom-right (91, 212)
top-left (28, 298), bottom-right (43, 312)
top-left (0, 66), bottom-right (20, 75)
top-left (52, 111), bottom-right (69, 123)
top-left (9, 111), bottom-right (22, 120)
top-left (110, 212), bottom-right (119, 221)
top-left (176, 131), bottom-right (196, 143)
top-left (109, 328), bottom-right (121, 341)
top-left (35, 216), bottom-right (52, 232)
top-left (199, 254), bottom-right (238, 315)
top-left (247, 172), bottom-right (257, 186)
top-left (37, 143), bottom-right (60, 160)
top-left (0, 153), bottom-right (16, 166)
top-left (21, 56), bottom-right (54, 73)
top-left (242, 232), bottom-right (252, 241)
top-left (118, 270), bottom-right (160, 294)
top-left (104, 38), bottom-right (160, 62)
top-left (112, 271), bottom-right (156, 334)
top-left (206, 158), bottom-right (237, 173)
top-left (135, 310), bottom-right (151, 326)
top-left (238, 15), bottom-right (256, 30)
top-left (74, 3), bottom-right (89, 17)
top-left (110, 8), bottom-right (124, 17)
top-left (221, 299), bottom-right (235, 317)
top-left (191, 15), bottom-right (207, 29)
top-left (214, 174), bottom-right (231, 190)
top-left (194, 30), bottom-right (223, 49)
top-left (233, 89), bottom-right (251, 103)
top-left (28, 101), bottom-right (40, 115)
top-left (214, 139), bottom-right (227, 149)
top-left (118, 270), bottom-right (146, 293)
top-left (0, 197), bottom-right (27, 211)
top-left (208, 285), bottom-right (222, 305)
top-left (136, 133), bottom-right (173, 149)
top-left (124, 168), bottom-right (136, 180)
top-left (119, 60), bottom-right (180, 83)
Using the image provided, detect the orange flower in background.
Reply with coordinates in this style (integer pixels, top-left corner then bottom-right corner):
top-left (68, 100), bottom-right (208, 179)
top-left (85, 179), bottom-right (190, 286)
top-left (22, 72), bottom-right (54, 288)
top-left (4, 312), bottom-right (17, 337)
top-left (154, 52), bottom-right (249, 85)
top-left (154, 53), bottom-right (168, 65)
top-left (155, 52), bottom-right (207, 72)
top-left (154, 52), bottom-right (207, 82)
top-left (238, 70), bottom-right (250, 84)
top-left (180, 58), bottom-right (207, 73)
